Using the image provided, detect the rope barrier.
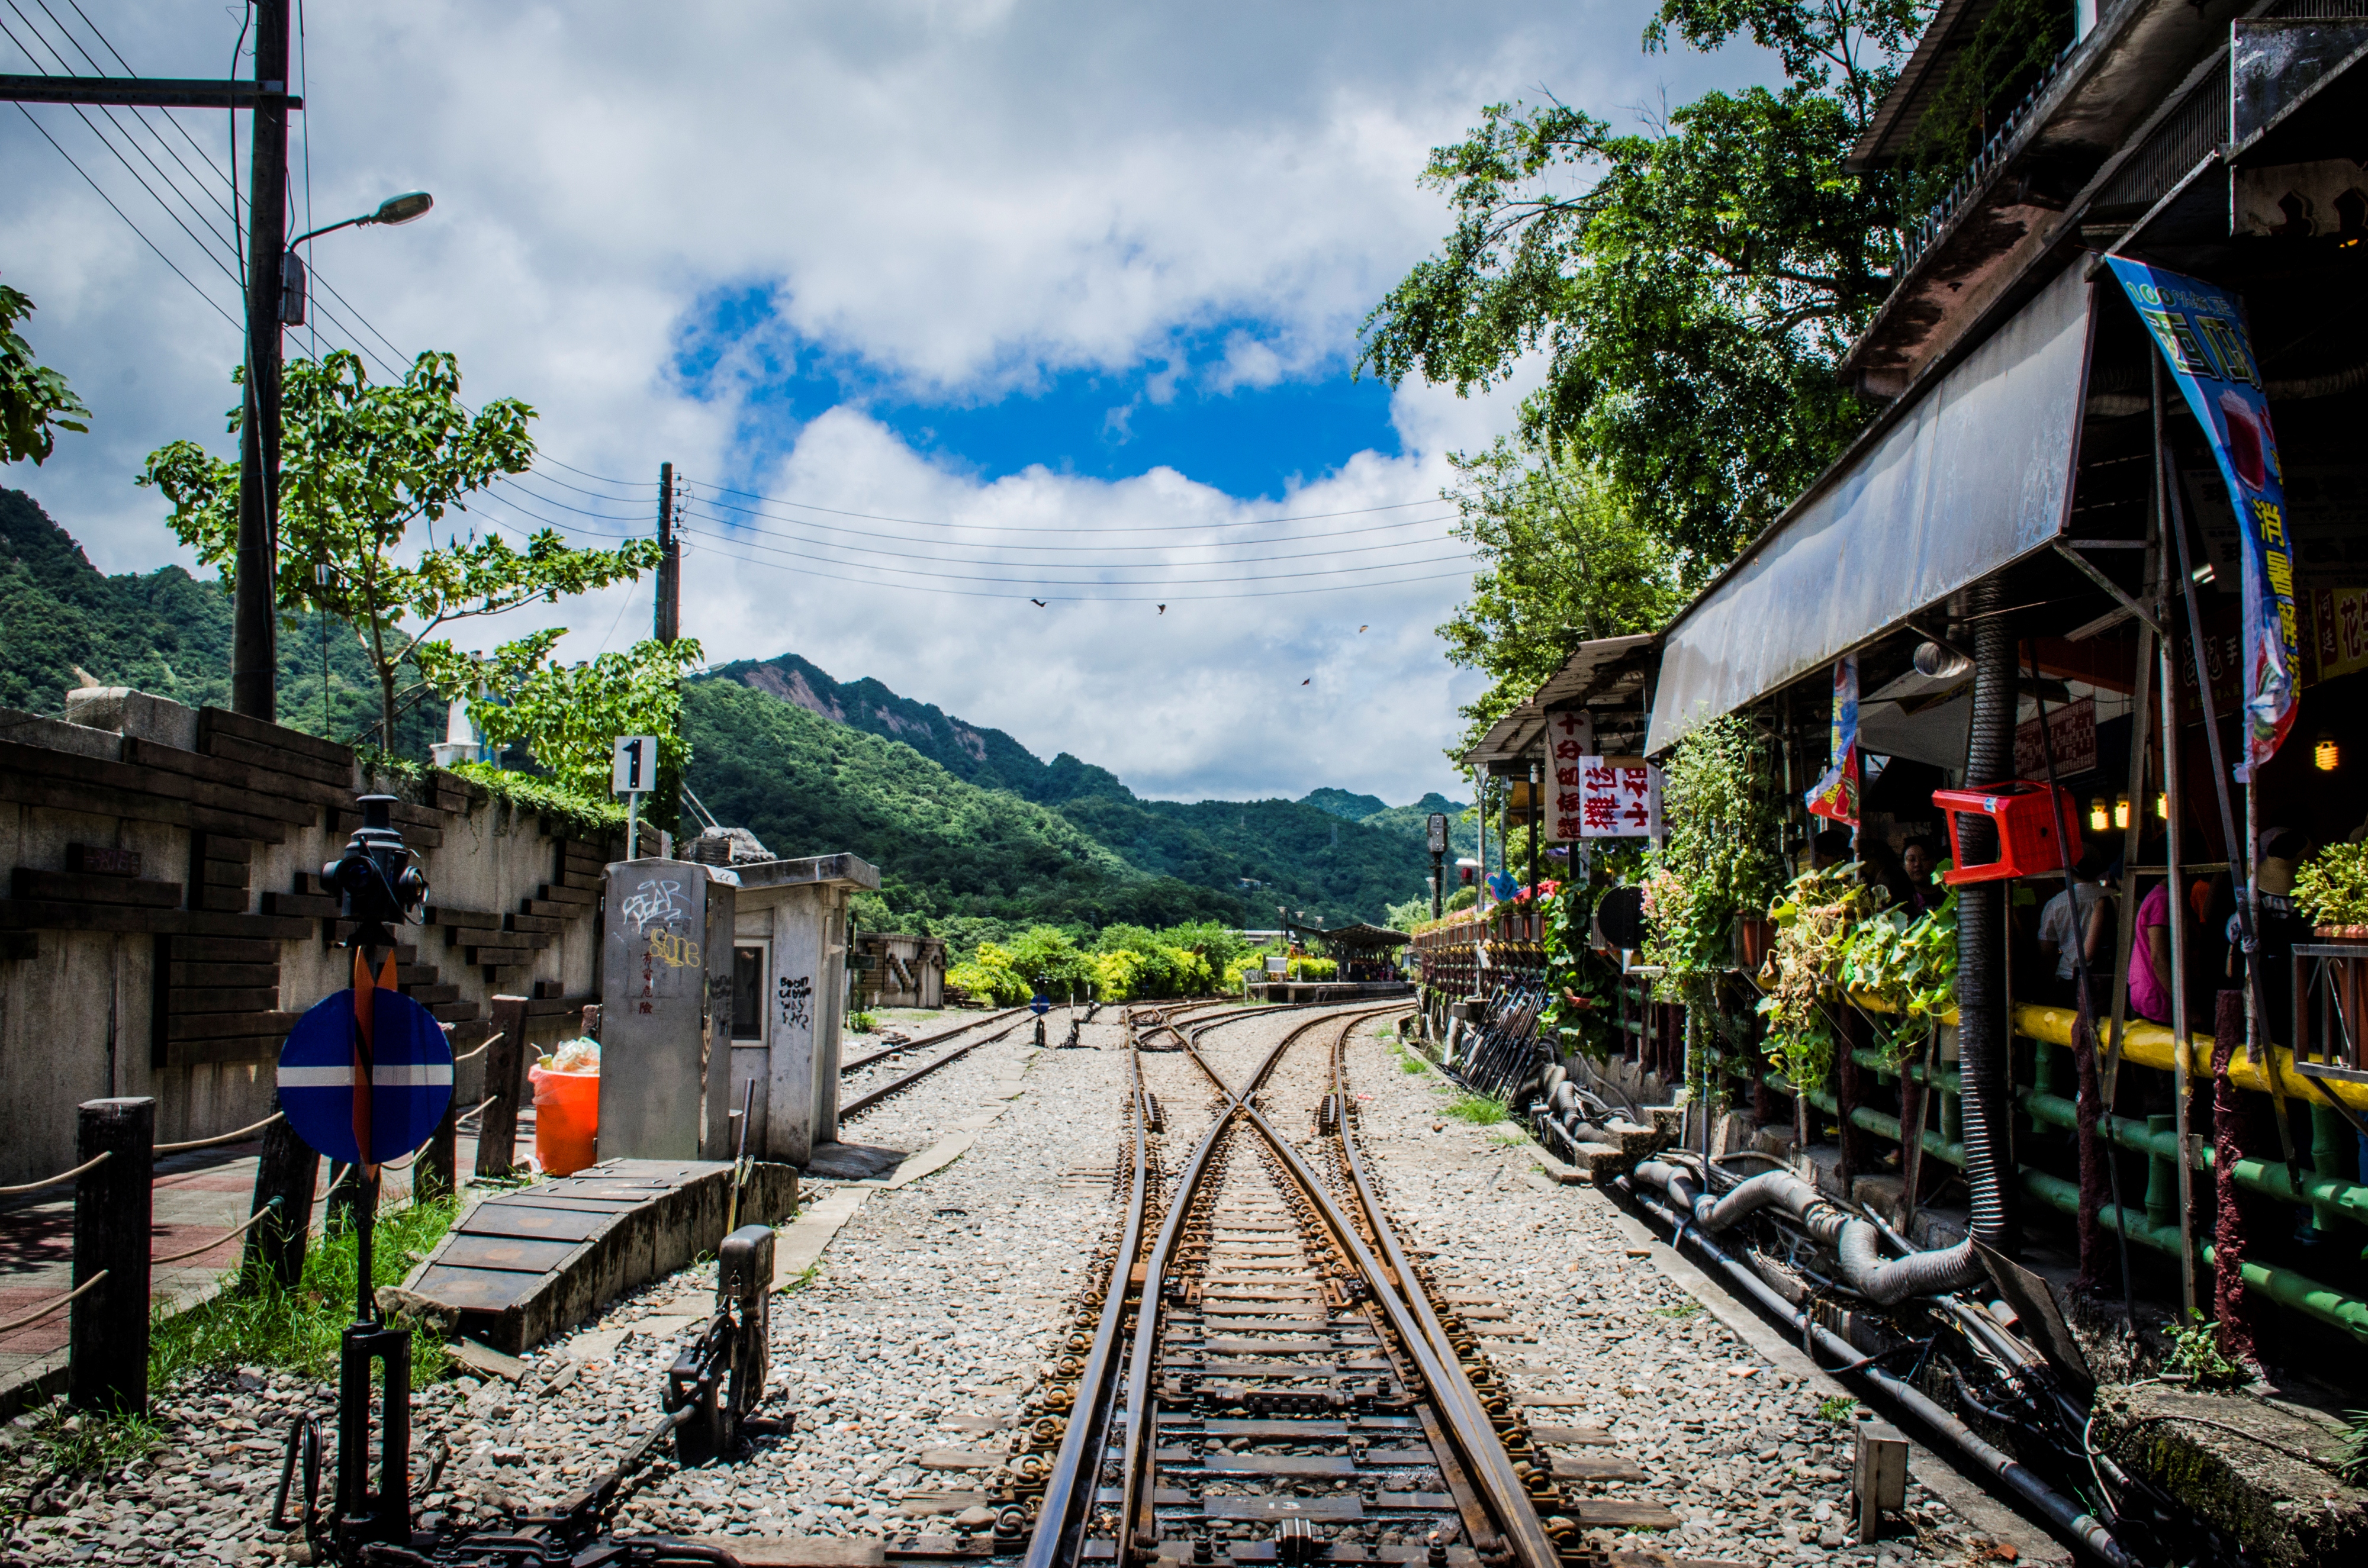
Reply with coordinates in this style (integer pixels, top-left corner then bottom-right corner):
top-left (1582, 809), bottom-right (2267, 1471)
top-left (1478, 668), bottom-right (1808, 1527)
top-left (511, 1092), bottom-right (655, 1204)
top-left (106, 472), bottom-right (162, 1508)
top-left (0, 1270), bottom-right (107, 1339)
top-left (0, 1151), bottom-right (112, 1198)
top-left (152, 1198), bottom-right (284, 1267)
top-left (154, 1111), bottom-right (286, 1156)
top-left (452, 1031), bottom-right (502, 1067)
top-left (452, 1094), bottom-right (500, 1128)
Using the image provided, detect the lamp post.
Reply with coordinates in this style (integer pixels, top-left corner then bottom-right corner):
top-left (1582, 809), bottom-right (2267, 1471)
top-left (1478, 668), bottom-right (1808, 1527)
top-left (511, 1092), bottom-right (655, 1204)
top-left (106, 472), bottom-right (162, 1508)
top-left (237, 188), bottom-right (435, 722)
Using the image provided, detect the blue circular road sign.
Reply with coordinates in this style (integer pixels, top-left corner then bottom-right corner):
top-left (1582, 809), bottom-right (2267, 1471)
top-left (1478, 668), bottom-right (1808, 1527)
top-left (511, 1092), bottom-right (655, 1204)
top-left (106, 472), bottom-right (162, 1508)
top-left (276, 987), bottom-right (454, 1165)
top-left (1029, 993), bottom-right (1051, 1016)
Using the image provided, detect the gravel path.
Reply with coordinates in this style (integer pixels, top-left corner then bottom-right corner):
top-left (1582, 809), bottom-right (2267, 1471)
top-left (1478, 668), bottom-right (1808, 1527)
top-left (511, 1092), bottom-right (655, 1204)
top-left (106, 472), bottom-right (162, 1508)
top-left (0, 1003), bottom-right (2051, 1567)
top-left (1339, 1019), bottom-right (2050, 1567)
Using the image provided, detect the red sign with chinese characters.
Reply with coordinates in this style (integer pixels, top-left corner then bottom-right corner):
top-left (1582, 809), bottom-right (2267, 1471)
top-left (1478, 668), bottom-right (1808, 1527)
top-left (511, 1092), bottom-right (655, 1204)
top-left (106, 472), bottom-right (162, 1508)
top-left (1556, 755), bottom-right (1661, 841)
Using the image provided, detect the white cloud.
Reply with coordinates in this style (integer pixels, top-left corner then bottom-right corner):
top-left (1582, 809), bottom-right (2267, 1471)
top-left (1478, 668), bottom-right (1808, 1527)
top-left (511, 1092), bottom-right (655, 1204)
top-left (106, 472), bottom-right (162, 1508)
top-left (2, 0), bottom-right (1771, 806)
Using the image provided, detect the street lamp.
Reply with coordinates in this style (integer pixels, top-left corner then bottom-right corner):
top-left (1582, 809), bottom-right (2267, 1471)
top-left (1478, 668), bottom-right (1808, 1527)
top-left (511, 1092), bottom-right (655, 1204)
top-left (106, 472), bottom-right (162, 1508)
top-left (281, 191), bottom-right (434, 327)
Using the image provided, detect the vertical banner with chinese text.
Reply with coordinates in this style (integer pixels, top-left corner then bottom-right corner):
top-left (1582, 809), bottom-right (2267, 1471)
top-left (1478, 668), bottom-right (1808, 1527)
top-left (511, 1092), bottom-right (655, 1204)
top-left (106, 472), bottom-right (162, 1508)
top-left (1572, 756), bottom-right (1661, 839)
top-left (2105, 257), bottom-right (2299, 778)
top-left (1545, 710), bottom-right (1594, 841)
top-left (1804, 653), bottom-right (1859, 825)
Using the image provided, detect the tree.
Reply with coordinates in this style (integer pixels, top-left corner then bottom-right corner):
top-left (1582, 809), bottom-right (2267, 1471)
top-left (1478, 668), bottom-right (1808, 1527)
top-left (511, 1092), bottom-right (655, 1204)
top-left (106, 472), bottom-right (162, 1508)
top-left (140, 349), bottom-right (659, 747)
top-left (2, 279), bottom-right (90, 466)
top-left (1359, 0), bottom-right (1925, 578)
top-left (1437, 440), bottom-right (1684, 758)
top-left (418, 632), bottom-right (703, 807)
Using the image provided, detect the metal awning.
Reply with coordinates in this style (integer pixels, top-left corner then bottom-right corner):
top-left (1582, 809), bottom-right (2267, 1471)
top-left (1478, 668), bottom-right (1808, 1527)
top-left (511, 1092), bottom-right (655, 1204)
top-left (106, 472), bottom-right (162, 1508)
top-left (1460, 634), bottom-right (1656, 772)
top-left (1643, 265), bottom-right (2093, 758)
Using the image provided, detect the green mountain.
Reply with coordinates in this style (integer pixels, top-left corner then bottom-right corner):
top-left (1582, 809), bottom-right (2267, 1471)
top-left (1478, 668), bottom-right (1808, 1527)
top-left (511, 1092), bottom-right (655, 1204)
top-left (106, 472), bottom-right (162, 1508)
top-left (684, 680), bottom-right (1239, 931)
top-left (693, 657), bottom-right (1443, 932)
top-left (0, 488), bottom-right (437, 752)
top-left (1300, 787), bottom-right (1388, 821)
top-left (6, 490), bottom-right (1446, 937)
top-left (708, 651), bottom-right (1128, 804)
top-left (1359, 791), bottom-right (1479, 859)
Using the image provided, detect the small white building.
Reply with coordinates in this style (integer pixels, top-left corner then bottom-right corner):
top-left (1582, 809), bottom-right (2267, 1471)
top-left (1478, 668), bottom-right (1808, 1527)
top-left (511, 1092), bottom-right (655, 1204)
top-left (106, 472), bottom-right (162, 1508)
top-left (725, 852), bottom-right (880, 1165)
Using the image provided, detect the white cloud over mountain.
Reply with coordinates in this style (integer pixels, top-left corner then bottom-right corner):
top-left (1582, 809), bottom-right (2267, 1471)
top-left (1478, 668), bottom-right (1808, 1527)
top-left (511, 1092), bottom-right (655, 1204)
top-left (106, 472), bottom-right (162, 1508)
top-left (2, 0), bottom-right (1768, 807)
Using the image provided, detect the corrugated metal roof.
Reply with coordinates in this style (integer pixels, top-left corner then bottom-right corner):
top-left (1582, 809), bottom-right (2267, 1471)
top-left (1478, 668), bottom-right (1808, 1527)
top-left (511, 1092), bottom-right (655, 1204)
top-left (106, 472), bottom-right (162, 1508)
top-left (1460, 634), bottom-right (1657, 771)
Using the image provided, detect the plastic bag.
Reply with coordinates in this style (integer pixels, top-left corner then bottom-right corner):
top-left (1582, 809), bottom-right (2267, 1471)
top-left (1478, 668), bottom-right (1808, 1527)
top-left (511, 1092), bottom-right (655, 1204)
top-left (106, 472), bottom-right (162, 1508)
top-left (544, 1036), bottom-right (600, 1076)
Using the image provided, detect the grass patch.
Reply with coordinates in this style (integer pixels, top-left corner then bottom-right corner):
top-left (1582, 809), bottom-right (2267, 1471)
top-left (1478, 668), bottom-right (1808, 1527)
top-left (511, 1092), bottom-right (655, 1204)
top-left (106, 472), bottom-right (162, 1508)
top-left (1648, 1301), bottom-right (1701, 1319)
top-left (1442, 1093), bottom-right (1510, 1126)
top-left (848, 1009), bottom-right (880, 1033)
top-left (20, 1405), bottom-right (167, 1479)
top-left (448, 761), bottom-right (626, 836)
top-left (151, 1196), bottom-right (462, 1389)
top-left (1817, 1395), bottom-right (1859, 1424)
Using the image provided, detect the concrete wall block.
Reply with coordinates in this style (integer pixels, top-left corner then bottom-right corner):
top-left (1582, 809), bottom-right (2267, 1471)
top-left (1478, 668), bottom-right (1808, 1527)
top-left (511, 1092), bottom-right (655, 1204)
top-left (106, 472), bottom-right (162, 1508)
top-left (62, 688), bottom-right (200, 752)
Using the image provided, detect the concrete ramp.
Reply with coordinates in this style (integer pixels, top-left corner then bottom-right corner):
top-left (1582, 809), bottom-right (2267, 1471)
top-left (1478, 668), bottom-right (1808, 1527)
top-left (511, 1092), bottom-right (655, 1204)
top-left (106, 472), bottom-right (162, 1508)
top-left (384, 1157), bottom-right (797, 1353)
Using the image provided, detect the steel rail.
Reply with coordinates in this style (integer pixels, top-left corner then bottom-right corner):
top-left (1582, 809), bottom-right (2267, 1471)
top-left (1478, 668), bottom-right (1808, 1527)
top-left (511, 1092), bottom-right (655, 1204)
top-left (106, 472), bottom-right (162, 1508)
top-left (839, 1016), bottom-right (1033, 1118)
top-left (1156, 1001), bottom-right (1561, 1568)
top-left (1318, 1018), bottom-right (1560, 1568)
top-left (841, 1007), bottom-right (1028, 1074)
top-left (1024, 1047), bottom-right (1151, 1568)
top-left (1114, 1003), bottom-right (1398, 1554)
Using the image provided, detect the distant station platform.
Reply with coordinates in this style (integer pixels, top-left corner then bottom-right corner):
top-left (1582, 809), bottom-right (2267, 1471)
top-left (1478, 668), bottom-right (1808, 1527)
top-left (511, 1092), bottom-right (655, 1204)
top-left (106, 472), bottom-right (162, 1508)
top-left (385, 1158), bottom-right (797, 1354)
top-left (1247, 980), bottom-right (1414, 1004)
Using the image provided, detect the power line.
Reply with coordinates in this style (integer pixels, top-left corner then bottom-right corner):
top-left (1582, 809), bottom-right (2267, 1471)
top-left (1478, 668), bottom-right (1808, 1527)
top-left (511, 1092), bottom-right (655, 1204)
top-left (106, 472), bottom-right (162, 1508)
top-left (678, 498), bottom-right (1460, 568)
top-left (686, 490), bottom-right (1458, 552)
top-left (8, 103), bottom-right (242, 333)
top-left (686, 478), bottom-right (1449, 535)
top-left (675, 521), bottom-right (1475, 590)
top-left (671, 525), bottom-right (1475, 604)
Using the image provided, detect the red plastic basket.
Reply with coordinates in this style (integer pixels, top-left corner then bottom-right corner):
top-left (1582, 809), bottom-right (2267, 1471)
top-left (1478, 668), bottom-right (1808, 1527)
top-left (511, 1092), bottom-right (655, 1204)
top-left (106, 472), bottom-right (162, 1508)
top-left (1931, 781), bottom-right (2083, 886)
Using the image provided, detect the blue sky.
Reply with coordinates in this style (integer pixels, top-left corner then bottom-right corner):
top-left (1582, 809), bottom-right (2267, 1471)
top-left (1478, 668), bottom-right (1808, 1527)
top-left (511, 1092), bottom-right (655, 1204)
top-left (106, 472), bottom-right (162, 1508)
top-left (672, 285), bottom-right (1402, 500)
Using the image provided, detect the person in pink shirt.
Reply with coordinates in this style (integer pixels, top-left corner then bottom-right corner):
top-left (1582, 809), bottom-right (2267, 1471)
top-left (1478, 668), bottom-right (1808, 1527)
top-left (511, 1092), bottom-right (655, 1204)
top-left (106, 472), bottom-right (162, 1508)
top-left (2128, 879), bottom-right (2176, 1024)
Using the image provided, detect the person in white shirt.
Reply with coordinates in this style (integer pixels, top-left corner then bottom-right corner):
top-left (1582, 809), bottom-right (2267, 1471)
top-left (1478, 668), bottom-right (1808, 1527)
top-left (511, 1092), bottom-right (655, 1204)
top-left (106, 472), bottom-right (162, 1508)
top-left (2038, 843), bottom-right (2115, 1008)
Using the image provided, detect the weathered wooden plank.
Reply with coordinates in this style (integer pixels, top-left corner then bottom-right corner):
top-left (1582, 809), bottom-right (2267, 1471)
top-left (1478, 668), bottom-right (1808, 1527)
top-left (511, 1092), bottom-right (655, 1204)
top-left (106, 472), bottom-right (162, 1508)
top-left (1551, 1453), bottom-right (1652, 1483)
top-left (458, 1204), bottom-right (616, 1244)
top-left (168, 986), bottom-right (279, 1014)
top-left (170, 961), bottom-right (278, 989)
top-left (436, 1234), bottom-right (581, 1274)
top-left (11, 868), bottom-right (183, 907)
top-left (0, 759), bottom-right (289, 843)
top-left (166, 1009), bottom-right (305, 1041)
top-left (195, 705), bottom-right (355, 769)
top-left (123, 733), bottom-right (349, 807)
top-left (173, 936), bottom-right (279, 964)
top-left (1570, 1501), bottom-right (1680, 1530)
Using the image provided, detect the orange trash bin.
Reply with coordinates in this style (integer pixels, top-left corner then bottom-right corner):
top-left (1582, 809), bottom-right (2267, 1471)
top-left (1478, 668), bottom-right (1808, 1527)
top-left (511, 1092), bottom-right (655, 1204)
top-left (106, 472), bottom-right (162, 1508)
top-left (530, 1064), bottom-right (599, 1176)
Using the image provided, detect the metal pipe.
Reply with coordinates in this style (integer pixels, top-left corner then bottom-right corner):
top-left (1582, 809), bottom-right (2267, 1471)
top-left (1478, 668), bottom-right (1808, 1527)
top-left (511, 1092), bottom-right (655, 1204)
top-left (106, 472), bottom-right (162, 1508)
top-left (2150, 410), bottom-right (2199, 1317)
top-left (2019, 1170), bottom-right (2368, 1341)
top-left (1615, 1177), bottom-right (2138, 1567)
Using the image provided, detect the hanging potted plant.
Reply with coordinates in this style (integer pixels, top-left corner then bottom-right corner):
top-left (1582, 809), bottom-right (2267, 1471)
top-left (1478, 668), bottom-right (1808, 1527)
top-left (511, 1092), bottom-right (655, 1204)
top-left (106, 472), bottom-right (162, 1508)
top-left (1731, 909), bottom-right (1778, 973)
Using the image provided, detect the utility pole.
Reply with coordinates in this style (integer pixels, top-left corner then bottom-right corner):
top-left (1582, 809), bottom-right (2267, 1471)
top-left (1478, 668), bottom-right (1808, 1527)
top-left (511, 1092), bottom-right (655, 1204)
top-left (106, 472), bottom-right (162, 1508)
top-left (233, 0), bottom-right (292, 720)
top-left (654, 461), bottom-right (679, 643)
top-left (652, 462), bottom-right (682, 839)
top-left (4, 7), bottom-right (300, 720)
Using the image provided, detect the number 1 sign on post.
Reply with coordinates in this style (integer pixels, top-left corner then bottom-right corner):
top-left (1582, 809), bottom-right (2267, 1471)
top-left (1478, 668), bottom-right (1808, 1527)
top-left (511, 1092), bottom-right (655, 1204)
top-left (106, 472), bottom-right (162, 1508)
top-left (613, 735), bottom-right (659, 858)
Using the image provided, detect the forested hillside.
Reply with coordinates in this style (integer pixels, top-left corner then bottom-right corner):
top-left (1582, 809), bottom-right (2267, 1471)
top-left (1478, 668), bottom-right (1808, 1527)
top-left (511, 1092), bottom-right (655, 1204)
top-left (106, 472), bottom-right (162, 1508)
top-left (0, 488), bottom-right (438, 752)
top-left (7, 491), bottom-right (1444, 939)
top-left (695, 657), bottom-right (1443, 931)
top-left (683, 680), bottom-right (1243, 933)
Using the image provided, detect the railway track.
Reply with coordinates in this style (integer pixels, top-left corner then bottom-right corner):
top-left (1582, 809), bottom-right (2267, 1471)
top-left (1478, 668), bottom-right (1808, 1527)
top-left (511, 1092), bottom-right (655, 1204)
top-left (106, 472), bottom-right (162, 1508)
top-left (841, 1008), bottom-right (1037, 1118)
top-left (1003, 1000), bottom-right (1658, 1568)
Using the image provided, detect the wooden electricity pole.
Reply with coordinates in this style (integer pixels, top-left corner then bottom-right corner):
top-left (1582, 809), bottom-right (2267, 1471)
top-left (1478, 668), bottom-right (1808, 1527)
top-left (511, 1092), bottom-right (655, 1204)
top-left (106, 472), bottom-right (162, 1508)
top-left (3, 1), bottom-right (298, 720)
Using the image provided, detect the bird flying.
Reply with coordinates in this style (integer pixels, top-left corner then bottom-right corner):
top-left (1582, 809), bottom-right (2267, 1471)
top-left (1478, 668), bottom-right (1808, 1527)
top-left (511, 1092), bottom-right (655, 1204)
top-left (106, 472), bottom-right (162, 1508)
top-left (1301, 678), bottom-right (1311, 685)
top-left (1358, 624), bottom-right (1368, 633)
top-left (1030, 598), bottom-right (1047, 607)
top-left (1157, 604), bottom-right (1166, 614)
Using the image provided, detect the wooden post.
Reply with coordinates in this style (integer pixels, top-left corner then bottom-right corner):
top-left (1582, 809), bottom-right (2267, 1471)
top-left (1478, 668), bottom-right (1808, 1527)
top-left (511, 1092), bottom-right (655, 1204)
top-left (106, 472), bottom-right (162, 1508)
top-left (417, 1097), bottom-right (458, 1203)
top-left (474, 995), bottom-right (529, 1179)
top-left (244, 1094), bottom-right (320, 1289)
top-left (70, 1097), bottom-right (155, 1415)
